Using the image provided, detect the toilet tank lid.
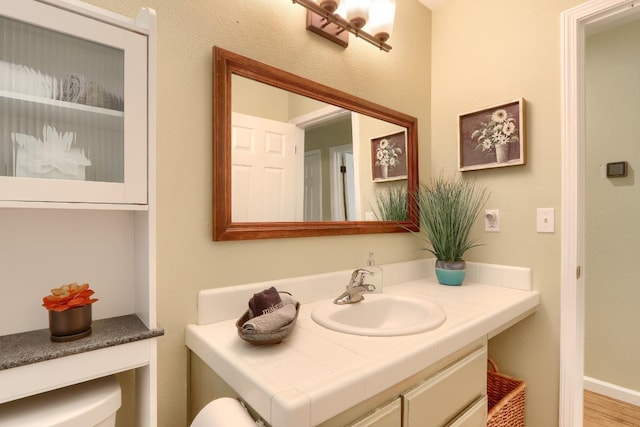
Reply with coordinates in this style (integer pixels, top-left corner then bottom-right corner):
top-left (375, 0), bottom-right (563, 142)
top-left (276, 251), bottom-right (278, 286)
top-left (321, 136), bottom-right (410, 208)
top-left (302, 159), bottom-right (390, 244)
top-left (0, 375), bottom-right (121, 426)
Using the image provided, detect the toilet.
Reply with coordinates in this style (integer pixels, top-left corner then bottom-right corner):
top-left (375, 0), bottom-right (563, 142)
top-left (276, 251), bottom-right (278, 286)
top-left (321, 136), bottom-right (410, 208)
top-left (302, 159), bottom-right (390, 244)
top-left (191, 397), bottom-right (257, 427)
top-left (0, 375), bottom-right (121, 427)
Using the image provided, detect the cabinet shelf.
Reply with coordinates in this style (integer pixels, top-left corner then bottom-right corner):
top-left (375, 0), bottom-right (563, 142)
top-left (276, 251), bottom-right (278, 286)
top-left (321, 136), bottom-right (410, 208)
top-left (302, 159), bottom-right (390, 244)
top-left (0, 200), bottom-right (148, 210)
top-left (0, 90), bottom-right (125, 119)
top-left (0, 315), bottom-right (163, 405)
top-left (0, 314), bottom-right (163, 371)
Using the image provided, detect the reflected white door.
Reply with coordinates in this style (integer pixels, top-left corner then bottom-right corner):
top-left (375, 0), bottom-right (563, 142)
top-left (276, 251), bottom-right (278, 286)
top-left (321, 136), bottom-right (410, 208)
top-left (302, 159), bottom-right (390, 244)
top-left (231, 112), bottom-right (299, 222)
top-left (304, 149), bottom-right (322, 221)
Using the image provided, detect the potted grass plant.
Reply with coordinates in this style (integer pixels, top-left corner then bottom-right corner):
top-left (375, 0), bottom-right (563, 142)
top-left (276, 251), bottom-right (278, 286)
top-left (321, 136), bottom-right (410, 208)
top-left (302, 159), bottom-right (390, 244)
top-left (412, 174), bottom-right (489, 285)
top-left (374, 186), bottom-right (408, 221)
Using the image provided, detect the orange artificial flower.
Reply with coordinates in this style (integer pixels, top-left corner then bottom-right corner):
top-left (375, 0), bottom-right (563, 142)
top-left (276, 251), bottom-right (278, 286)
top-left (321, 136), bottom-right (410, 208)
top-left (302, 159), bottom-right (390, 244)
top-left (42, 283), bottom-right (98, 312)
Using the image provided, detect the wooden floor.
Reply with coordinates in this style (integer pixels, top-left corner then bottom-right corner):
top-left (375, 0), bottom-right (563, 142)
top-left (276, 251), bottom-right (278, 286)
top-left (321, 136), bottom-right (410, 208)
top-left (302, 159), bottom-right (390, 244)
top-left (584, 390), bottom-right (640, 426)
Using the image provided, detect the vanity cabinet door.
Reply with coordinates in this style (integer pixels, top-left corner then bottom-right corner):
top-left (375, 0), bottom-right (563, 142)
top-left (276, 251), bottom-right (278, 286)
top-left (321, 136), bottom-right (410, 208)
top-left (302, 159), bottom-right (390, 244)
top-left (446, 396), bottom-right (487, 427)
top-left (402, 346), bottom-right (487, 427)
top-left (347, 398), bottom-right (401, 427)
top-left (0, 1), bottom-right (147, 205)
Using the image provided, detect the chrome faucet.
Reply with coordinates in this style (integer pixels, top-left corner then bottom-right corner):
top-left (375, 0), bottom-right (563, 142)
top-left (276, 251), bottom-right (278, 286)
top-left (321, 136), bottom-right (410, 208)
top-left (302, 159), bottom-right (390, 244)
top-left (333, 269), bottom-right (376, 305)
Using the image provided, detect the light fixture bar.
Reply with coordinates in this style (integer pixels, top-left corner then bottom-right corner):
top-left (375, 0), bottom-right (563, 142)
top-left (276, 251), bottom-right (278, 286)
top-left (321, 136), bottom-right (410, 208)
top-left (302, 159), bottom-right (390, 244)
top-left (292, 0), bottom-right (392, 52)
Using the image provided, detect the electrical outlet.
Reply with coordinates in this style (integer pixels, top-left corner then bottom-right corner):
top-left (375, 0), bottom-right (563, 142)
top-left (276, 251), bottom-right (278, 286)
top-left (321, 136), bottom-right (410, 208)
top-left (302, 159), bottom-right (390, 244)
top-left (537, 208), bottom-right (555, 233)
top-left (484, 209), bottom-right (499, 232)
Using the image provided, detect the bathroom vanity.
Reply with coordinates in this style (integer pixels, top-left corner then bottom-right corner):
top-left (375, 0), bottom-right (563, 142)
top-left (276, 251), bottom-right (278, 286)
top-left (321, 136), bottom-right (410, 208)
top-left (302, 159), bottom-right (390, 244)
top-left (186, 259), bottom-right (539, 427)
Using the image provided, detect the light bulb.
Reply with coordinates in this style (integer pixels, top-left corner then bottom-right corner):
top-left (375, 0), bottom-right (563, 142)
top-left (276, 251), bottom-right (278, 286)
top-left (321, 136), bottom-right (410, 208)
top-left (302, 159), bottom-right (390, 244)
top-left (318, 0), bottom-right (340, 13)
top-left (368, 0), bottom-right (395, 42)
top-left (345, 0), bottom-right (371, 29)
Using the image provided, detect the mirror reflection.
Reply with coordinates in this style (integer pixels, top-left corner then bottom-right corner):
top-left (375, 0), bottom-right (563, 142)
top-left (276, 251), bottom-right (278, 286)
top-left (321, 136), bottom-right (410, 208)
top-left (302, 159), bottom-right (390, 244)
top-left (212, 46), bottom-right (418, 240)
top-left (231, 75), bottom-right (407, 222)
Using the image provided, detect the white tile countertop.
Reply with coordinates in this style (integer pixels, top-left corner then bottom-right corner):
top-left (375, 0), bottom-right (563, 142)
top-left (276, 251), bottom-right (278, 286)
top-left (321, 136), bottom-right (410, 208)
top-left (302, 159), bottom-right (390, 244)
top-left (185, 259), bottom-right (540, 427)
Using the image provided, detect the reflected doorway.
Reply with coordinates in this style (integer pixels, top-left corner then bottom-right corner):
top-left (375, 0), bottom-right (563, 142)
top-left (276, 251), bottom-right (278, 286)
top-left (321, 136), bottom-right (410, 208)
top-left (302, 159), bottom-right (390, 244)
top-left (329, 144), bottom-right (356, 221)
top-left (304, 149), bottom-right (322, 221)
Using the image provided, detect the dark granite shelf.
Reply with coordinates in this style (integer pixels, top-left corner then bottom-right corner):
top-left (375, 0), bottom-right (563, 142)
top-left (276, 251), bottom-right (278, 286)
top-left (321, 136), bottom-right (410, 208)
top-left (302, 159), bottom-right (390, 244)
top-left (0, 314), bottom-right (164, 370)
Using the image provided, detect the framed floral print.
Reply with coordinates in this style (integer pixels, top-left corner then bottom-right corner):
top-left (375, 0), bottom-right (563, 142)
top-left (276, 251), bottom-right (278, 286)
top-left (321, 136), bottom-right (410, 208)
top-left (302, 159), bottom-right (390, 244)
top-left (371, 130), bottom-right (408, 182)
top-left (458, 98), bottom-right (526, 171)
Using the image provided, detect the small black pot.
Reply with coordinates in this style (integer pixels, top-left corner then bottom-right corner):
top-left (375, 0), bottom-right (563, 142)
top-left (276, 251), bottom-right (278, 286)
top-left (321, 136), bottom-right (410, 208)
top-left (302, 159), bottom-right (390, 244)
top-left (49, 304), bottom-right (92, 342)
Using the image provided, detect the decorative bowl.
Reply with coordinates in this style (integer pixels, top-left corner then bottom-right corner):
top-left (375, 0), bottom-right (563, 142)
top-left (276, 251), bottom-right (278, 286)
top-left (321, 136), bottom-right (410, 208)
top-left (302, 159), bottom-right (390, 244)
top-left (236, 302), bottom-right (300, 345)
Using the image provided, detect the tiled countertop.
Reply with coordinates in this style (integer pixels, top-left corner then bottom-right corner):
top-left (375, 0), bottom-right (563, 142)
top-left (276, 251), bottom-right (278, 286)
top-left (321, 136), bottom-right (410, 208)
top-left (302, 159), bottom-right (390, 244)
top-left (186, 260), bottom-right (540, 427)
top-left (0, 314), bottom-right (164, 370)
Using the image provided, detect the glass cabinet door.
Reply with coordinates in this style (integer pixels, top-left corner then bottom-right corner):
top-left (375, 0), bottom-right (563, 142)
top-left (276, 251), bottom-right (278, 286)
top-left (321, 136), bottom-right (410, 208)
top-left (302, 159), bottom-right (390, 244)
top-left (0, 1), bottom-right (147, 205)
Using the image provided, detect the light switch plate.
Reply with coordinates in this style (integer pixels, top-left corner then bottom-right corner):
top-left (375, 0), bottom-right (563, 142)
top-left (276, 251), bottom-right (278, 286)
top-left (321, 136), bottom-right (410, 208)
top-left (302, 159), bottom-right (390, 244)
top-left (537, 208), bottom-right (555, 233)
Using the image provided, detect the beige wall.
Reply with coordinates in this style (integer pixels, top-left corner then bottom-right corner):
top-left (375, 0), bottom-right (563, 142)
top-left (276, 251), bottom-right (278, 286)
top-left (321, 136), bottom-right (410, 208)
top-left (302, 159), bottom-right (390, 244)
top-left (72, 0), bottom-right (600, 425)
top-left (82, 0), bottom-right (430, 426)
top-left (585, 20), bottom-right (640, 392)
top-left (430, 0), bottom-right (583, 426)
top-left (356, 116), bottom-right (406, 218)
top-left (232, 75), bottom-right (290, 121)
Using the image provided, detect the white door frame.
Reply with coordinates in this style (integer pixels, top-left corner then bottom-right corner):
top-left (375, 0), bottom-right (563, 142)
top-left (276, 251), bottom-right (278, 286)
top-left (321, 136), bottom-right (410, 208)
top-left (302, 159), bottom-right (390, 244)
top-left (304, 149), bottom-right (322, 221)
top-left (329, 144), bottom-right (355, 221)
top-left (560, 1), bottom-right (639, 425)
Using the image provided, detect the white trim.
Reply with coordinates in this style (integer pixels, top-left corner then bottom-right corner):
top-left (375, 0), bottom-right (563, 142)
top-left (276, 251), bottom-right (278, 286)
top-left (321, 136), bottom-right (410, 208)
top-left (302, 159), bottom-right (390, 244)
top-left (295, 127), bottom-right (306, 221)
top-left (560, 5), bottom-right (584, 425)
top-left (329, 144), bottom-right (353, 221)
top-left (560, 1), bottom-right (639, 426)
top-left (36, 0), bottom-right (150, 34)
top-left (584, 376), bottom-right (640, 407)
top-left (350, 112), bottom-right (362, 221)
top-left (289, 105), bottom-right (350, 128)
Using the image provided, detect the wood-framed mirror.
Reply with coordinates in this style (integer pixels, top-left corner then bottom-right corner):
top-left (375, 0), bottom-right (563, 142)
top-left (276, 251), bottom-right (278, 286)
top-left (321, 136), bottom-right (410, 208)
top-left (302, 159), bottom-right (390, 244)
top-left (213, 46), bottom-right (419, 241)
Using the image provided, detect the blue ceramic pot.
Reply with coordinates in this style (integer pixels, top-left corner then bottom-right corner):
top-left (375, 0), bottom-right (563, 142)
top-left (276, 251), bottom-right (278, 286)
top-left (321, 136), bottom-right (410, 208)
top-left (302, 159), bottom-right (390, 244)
top-left (435, 260), bottom-right (466, 286)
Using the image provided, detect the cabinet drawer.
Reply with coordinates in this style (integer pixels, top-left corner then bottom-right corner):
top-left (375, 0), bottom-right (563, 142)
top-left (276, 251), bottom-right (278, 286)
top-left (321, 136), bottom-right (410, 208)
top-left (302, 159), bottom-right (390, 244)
top-left (446, 396), bottom-right (488, 427)
top-left (402, 346), bottom-right (487, 426)
top-left (347, 398), bottom-right (401, 427)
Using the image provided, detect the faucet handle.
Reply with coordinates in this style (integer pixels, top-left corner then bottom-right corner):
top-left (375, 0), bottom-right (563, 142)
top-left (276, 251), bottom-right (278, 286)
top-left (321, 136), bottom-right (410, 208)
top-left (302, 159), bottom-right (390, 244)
top-left (351, 268), bottom-right (372, 279)
top-left (351, 268), bottom-right (373, 285)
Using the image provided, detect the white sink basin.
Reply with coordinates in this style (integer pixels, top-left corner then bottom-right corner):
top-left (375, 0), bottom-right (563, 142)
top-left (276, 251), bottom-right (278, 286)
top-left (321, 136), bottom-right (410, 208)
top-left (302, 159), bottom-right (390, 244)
top-left (311, 294), bottom-right (447, 337)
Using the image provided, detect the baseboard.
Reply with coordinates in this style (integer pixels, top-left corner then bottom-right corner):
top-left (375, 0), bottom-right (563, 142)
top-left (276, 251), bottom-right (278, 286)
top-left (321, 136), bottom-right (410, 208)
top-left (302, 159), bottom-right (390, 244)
top-left (584, 376), bottom-right (640, 406)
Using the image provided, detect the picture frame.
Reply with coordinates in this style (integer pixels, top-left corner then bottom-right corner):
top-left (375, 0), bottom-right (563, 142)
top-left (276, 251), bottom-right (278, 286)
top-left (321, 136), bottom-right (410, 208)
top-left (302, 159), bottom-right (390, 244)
top-left (458, 98), bottom-right (526, 171)
top-left (371, 130), bottom-right (408, 182)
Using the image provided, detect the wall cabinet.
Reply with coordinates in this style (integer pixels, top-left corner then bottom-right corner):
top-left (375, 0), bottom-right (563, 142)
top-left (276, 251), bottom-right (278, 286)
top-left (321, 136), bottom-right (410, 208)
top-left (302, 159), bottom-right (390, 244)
top-left (0, 0), bottom-right (147, 205)
top-left (0, 1), bottom-right (158, 426)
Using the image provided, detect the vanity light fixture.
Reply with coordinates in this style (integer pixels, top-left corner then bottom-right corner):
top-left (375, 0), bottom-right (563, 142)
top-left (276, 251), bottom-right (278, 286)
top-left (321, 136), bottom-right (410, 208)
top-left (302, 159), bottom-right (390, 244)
top-left (292, 0), bottom-right (395, 52)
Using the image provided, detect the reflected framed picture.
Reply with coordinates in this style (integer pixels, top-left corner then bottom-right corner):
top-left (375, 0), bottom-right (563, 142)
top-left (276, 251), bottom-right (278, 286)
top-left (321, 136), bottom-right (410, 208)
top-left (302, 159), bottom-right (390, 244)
top-left (371, 130), bottom-right (408, 182)
top-left (458, 98), bottom-right (526, 171)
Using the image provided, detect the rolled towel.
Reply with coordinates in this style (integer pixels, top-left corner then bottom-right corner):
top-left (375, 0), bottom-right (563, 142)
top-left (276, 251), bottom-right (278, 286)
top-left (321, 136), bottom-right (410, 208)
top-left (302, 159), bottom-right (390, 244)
top-left (248, 286), bottom-right (282, 318)
top-left (61, 74), bottom-right (85, 103)
top-left (60, 74), bottom-right (124, 111)
top-left (242, 303), bottom-right (297, 333)
top-left (279, 293), bottom-right (295, 306)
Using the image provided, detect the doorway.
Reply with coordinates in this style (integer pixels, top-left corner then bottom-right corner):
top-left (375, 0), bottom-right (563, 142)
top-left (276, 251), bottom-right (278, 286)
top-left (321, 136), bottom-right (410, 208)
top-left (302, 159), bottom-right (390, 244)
top-left (584, 15), bottom-right (640, 409)
top-left (561, 0), bottom-right (640, 425)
